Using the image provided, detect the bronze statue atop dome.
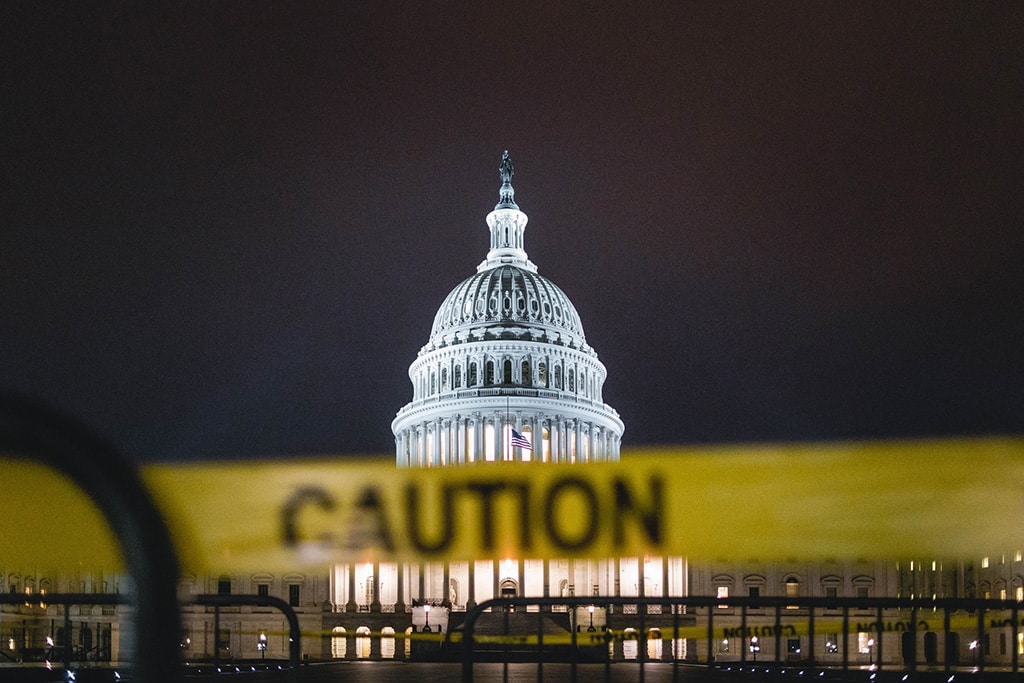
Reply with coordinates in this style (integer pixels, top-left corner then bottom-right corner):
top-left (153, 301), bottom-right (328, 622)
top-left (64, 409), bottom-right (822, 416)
top-left (497, 150), bottom-right (518, 209)
top-left (499, 150), bottom-right (514, 184)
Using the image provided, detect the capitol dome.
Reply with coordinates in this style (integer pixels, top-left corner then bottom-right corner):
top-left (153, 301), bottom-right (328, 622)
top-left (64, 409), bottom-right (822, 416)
top-left (393, 151), bottom-right (623, 467)
top-left (426, 265), bottom-right (588, 351)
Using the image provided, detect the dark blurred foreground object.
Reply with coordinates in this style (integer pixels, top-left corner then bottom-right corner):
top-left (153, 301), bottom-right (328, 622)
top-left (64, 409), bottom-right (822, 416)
top-left (0, 394), bottom-right (182, 682)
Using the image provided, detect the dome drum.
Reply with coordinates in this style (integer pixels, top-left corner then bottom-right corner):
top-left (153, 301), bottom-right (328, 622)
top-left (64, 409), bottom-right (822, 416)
top-left (407, 341), bottom-right (607, 404)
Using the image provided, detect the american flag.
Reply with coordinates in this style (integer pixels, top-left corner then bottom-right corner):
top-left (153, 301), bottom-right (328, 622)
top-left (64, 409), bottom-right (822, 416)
top-left (510, 428), bottom-right (532, 450)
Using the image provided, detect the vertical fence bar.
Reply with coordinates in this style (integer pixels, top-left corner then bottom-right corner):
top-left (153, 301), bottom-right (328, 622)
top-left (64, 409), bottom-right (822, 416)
top-left (706, 602), bottom-right (714, 667)
top-left (672, 604), bottom-right (680, 682)
top-left (943, 606), bottom-right (952, 676)
top-left (977, 606), bottom-right (986, 673)
top-left (774, 604), bottom-right (782, 664)
top-left (1013, 602), bottom-right (1020, 681)
top-left (807, 603), bottom-right (815, 676)
top-left (740, 603), bottom-right (747, 664)
top-left (842, 605), bottom-right (849, 672)
top-left (537, 606), bottom-right (544, 681)
top-left (910, 603), bottom-right (918, 675)
top-left (638, 601), bottom-right (646, 683)
top-left (875, 605), bottom-right (884, 671)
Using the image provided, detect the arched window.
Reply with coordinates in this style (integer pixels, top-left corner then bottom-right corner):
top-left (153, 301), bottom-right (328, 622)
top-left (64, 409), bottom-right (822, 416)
top-left (568, 368), bottom-right (575, 393)
top-left (381, 626), bottom-right (396, 659)
top-left (441, 368), bottom-right (448, 391)
top-left (355, 626), bottom-right (371, 659)
top-left (538, 362), bottom-right (547, 387)
top-left (331, 627), bottom-right (347, 658)
top-left (503, 359), bottom-right (513, 384)
top-left (554, 365), bottom-right (562, 390)
top-left (785, 576), bottom-right (800, 608)
top-left (430, 372), bottom-right (436, 394)
top-left (469, 362), bottom-right (477, 387)
top-left (521, 360), bottom-right (531, 386)
top-left (485, 361), bottom-right (494, 386)
top-left (454, 365), bottom-right (462, 388)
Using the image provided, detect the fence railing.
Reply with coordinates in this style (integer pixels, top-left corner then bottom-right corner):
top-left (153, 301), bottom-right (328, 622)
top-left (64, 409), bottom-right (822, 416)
top-left (456, 595), bottom-right (1023, 682)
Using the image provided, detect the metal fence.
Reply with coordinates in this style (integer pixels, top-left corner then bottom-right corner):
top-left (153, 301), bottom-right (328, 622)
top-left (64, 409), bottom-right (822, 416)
top-left (456, 595), bottom-right (1023, 682)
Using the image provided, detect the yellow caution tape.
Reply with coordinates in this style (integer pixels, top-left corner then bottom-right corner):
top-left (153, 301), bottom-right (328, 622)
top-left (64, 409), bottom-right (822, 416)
top-left (2, 437), bottom-right (1022, 572)
top-left (239, 611), bottom-right (1004, 646)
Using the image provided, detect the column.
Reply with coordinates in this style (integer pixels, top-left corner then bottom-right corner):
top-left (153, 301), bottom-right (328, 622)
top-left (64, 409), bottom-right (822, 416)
top-left (371, 561), bottom-right (381, 612)
top-left (473, 413), bottom-right (483, 463)
top-left (418, 425), bottom-right (427, 467)
top-left (552, 419), bottom-right (561, 463)
top-left (433, 419), bottom-right (441, 467)
top-left (517, 558), bottom-right (525, 597)
top-left (495, 411), bottom-right (505, 462)
top-left (493, 556), bottom-right (500, 599)
top-left (467, 562), bottom-right (476, 609)
top-left (455, 416), bottom-right (464, 464)
top-left (396, 563), bottom-right (406, 613)
top-left (575, 419), bottom-right (582, 464)
top-left (346, 563), bottom-right (357, 612)
top-left (543, 560), bottom-right (551, 612)
top-left (443, 562), bottom-right (451, 607)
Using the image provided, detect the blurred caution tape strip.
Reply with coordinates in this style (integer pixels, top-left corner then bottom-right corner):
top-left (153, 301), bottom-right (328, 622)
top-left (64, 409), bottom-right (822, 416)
top-left (3, 437), bottom-right (1023, 572)
top-left (248, 611), bottom-right (1003, 645)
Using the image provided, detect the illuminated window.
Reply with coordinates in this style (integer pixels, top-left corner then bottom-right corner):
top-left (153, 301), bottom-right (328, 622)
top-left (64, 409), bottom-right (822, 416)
top-left (1016, 551), bottom-right (1022, 563)
top-left (717, 586), bottom-right (729, 599)
top-left (331, 627), bottom-right (347, 658)
top-left (826, 635), bottom-right (839, 653)
top-left (982, 557), bottom-right (990, 568)
top-left (1016, 586), bottom-right (1023, 602)
top-left (785, 576), bottom-right (800, 608)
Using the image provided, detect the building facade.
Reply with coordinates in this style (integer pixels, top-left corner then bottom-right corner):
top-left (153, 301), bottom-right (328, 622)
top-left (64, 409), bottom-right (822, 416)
top-left (5, 153), bottom-right (1019, 669)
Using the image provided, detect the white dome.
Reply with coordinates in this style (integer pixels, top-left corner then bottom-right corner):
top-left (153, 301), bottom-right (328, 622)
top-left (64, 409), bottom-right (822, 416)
top-left (427, 264), bottom-right (587, 351)
top-left (393, 152), bottom-right (623, 467)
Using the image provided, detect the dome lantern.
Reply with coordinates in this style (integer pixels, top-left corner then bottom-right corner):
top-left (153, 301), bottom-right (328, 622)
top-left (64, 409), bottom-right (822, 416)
top-left (480, 150), bottom-right (537, 274)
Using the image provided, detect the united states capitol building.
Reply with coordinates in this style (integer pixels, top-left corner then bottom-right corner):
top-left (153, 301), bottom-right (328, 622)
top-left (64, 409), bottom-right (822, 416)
top-left (5, 153), bottom-right (1019, 668)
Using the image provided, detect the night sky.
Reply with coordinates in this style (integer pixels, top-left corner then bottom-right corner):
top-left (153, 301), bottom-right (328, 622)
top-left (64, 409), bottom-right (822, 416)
top-left (4, 4), bottom-right (1022, 463)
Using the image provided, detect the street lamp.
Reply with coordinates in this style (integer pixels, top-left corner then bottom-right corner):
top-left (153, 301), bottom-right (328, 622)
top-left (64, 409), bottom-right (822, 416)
top-left (257, 633), bottom-right (267, 660)
top-left (423, 604), bottom-right (431, 632)
top-left (750, 636), bottom-right (759, 662)
top-left (587, 605), bottom-right (596, 632)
